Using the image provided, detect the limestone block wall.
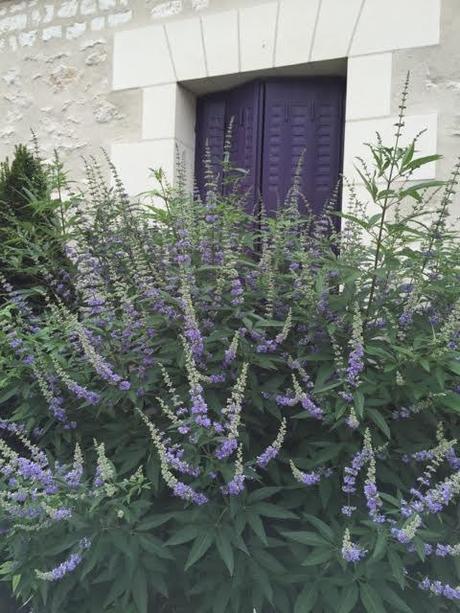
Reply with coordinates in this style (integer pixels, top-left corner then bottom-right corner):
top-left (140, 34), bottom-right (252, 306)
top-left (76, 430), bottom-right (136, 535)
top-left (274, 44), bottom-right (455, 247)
top-left (0, 0), bottom-right (210, 179)
top-left (0, 0), bottom-right (459, 219)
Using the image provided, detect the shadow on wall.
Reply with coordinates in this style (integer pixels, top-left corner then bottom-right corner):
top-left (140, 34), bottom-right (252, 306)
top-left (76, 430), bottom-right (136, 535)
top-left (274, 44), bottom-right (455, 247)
top-left (0, 584), bottom-right (19, 612)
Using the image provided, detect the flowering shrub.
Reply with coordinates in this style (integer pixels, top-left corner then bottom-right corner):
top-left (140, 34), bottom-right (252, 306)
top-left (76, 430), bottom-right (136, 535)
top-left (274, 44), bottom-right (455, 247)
top-left (0, 97), bottom-right (459, 612)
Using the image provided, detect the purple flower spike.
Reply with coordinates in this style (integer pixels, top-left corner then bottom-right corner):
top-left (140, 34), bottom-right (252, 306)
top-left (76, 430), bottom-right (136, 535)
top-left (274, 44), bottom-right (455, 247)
top-left (215, 438), bottom-right (238, 460)
top-left (346, 343), bottom-right (364, 387)
top-left (221, 474), bottom-right (245, 496)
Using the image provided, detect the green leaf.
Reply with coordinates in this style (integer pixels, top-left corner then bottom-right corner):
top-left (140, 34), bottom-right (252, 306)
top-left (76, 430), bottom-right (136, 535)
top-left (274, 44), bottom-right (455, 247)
top-left (247, 487), bottom-right (282, 502)
top-left (215, 532), bottom-right (234, 576)
top-left (247, 513), bottom-right (268, 545)
top-left (381, 585), bottom-right (413, 613)
top-left (212, 585), bottom-right (231, 613)
top-left (302, 513), bottom-right (334, 541)
top-left (104, 575), bottom-right (130, 608)
top-left (338, 584), bottom-right (359, 613)
top-left (319, 477), bottom-right (333, 508)
top-left (360, 583), bottom-right (387, 613)
top-left (355, 390), bottom-right (365, 418)
top-left (132, 569), bottom-right (148, 613)
top-left (281, 531), bottom-right (328, 547)
top-left (138, 513), bottom-right (173, 530)
top-left (301, 548), bottom-right (332, 566)
top-left (252, 502), bottom-right (297, 519)
top-left (138, 535), bottom-right (173, 560)
top-left (448, 361), bottom-right (460, 376)
top-left (441, 392), bottom-right (460, 412)
top-left (184, 532), bottom-right (214, 571)
top-left (368, 408), bottom-right (391, 439)
top-left (419, 358), bottom-right (431, 372)
top-left (113, 533), bottom-right (135, 559)
top-left (371, 530), bottom-right (387, 561)
top-left (12, 574), bottom-right (20, 592)
top-left (165, 525), bottom-right (198, 546)
top-left (294, 585), bottom-right (318, 613)
top-left (0, 388), bottom-right (17, 404)
top-left (388, 549), bottom-right (406, 588)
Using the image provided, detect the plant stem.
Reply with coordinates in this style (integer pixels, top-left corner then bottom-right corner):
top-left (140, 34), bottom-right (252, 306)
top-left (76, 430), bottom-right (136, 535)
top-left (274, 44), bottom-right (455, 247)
top-left (365, 77), bottom-right (409, 321)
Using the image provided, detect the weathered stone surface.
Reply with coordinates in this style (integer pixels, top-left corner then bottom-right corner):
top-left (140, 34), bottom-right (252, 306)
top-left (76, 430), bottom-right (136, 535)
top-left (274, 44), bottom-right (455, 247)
top-left (0, 0), bottom-right (457, 208)
top-left (151, 1), bottom-right (182, 19)
top-left (93, 97), bottom-right (125, 123)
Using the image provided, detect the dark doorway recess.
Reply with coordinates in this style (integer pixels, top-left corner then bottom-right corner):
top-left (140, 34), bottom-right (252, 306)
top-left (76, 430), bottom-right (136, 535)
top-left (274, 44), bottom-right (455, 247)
top-left (195, 77), bottom-right (345, 216)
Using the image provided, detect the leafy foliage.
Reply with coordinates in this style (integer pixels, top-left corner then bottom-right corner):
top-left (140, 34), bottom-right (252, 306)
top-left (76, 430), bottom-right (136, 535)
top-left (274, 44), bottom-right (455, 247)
top-left (0, 145), bottom-right (74, 302)
top-left (0, 98), bottom-right (459, 612)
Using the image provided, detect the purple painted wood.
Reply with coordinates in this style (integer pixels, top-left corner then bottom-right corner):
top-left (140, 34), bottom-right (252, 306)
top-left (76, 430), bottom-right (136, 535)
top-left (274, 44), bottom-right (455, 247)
top-left (195, 77), bottom-right (345, 216)
top-left (194, 93), bottom-right (226, 200)
top-left (261, 78), bottom-right (345, 216)
top-left (224, 80), bottom-right (264, 213)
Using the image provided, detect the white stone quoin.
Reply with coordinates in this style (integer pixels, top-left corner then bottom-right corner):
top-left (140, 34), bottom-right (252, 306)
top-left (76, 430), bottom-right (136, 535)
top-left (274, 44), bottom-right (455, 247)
top-left (110, 0), bottom-right (441, 200)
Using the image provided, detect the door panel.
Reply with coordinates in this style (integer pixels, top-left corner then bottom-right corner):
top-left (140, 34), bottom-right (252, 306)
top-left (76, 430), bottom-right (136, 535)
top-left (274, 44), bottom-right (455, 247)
top-left (194, 93), bottom-right (226, 200)
top-left (195, 77), bottom-right (345, 216)
top-left (224, 80), bottom-right (264, 213)
top-left (262, 78), bottom-right (344, 216)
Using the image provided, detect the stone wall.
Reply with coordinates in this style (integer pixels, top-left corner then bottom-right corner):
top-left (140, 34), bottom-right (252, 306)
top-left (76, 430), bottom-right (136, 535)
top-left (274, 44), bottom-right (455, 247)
top-left (0, 0), bottom-right (459, 219)
top-left (392, 0), bottom-right (460, 192)
top-left (0, 0), bottom-right (211, 179)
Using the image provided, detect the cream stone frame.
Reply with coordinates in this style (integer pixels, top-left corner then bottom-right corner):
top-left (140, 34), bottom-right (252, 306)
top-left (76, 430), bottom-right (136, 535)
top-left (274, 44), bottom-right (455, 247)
top-left (111, 0), bottom-right (441, 208)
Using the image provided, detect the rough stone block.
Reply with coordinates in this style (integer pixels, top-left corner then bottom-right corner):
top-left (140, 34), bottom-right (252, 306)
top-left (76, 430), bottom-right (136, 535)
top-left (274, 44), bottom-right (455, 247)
top-left (42, 25), bottom-right (62, 41)
top-left (108, 11), bottom-right (133, 27)
top-left (151, 2), bottom-right (183, 19)
top-left (80, 0), bottom-right (97, 16)
top-left (66, 22), bottom-right (87, 40)
top-left (57, 0), bottom-right (79, 19)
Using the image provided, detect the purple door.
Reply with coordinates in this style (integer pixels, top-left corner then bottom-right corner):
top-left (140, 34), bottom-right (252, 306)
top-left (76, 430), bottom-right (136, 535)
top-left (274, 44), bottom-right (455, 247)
top-left (224, 81), bottom-right (264, 213)
top-left (194, 93), bottom-right (226, 200)
top-left (195, 77), bottom-right (345, 216)
top-left (261, 78), bottom-right (345, 216)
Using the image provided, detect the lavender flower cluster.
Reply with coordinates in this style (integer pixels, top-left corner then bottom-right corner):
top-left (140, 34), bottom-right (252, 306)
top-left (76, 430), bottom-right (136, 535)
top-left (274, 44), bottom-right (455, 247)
top-left (0, 137), bottom-right (459, 611)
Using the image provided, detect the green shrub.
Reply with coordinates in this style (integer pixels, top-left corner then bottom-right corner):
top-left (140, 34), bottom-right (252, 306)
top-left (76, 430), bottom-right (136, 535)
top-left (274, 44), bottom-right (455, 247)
top-left (0, 99), bottom-right (459, 613)
top-left (0, 145), bottom-right (74, 303)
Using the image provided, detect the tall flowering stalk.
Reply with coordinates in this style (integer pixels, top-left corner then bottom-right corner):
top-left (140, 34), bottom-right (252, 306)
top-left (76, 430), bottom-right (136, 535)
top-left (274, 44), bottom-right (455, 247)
top-left (0, 96), bottom-right (459, 611)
